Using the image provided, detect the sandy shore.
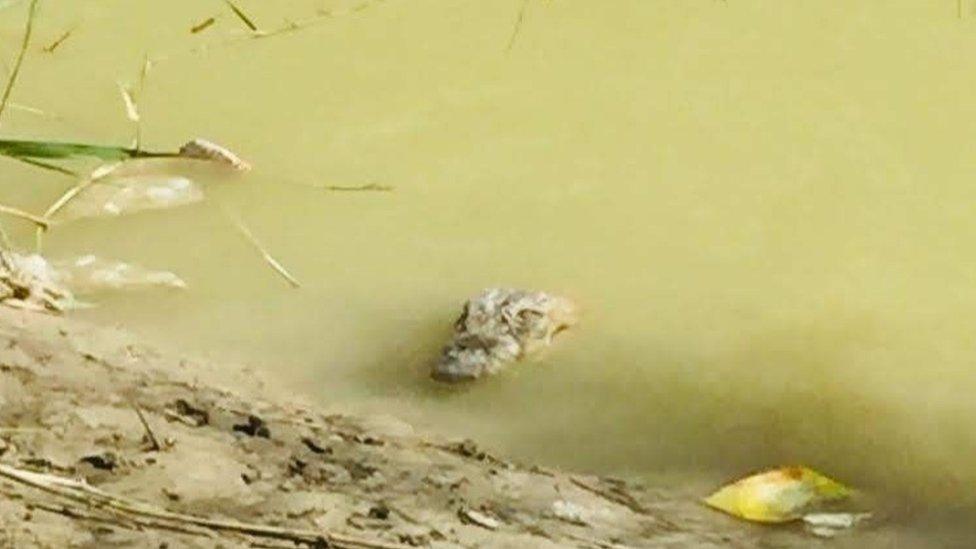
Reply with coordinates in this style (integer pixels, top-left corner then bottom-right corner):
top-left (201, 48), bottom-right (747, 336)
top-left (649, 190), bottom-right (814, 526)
top-left (0, 308), bottom-right (901, 548)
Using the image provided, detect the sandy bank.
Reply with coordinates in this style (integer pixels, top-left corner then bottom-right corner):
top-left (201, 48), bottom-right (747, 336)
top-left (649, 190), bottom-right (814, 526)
top-left (0, 309), bottom-right (897, 548)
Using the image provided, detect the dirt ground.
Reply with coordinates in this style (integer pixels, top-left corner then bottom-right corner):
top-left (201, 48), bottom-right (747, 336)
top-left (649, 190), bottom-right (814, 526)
top-left (0, 308), bottom-right (916, 548)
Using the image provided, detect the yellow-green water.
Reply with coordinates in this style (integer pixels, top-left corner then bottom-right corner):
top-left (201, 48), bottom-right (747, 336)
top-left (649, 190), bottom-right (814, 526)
top-left (3, 0), bottom-right (976, 541)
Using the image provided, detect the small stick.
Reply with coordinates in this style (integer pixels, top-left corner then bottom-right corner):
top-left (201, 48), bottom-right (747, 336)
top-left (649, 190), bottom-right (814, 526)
top-left (133, 54), bottom-right (152, 151)
top-left (0, 463), bottom-right (409, 548)
top-left (129, 399), bottom-right (161, 452)
top-left (223, 0), bottom-right (259, 32)
top-left (314, 183), bottom-right (393, 192)
top-left (0, 0), bottom-right (39, 127)
top-left (191, 16), bottom-right (217, 34)
top-left (0, 203), bottom-right (48, 228)
top-left (219, 205), bottom-right (301, 288)
top-left (42, 27), bottom-right (74, 53)
top-left (570, 477), bottom-right (649, 515)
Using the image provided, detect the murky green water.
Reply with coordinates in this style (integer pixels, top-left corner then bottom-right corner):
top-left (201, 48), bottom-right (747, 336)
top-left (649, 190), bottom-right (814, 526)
top-left (3, 1), bottom-right (976, 542)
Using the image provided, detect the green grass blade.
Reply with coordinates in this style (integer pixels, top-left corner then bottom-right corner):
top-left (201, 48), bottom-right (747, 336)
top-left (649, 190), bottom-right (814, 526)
top-left (0, 139), bottom-right (132, 160)
top-left (6, 155), bottom-right (77, 176)
top-left (0, 139), bottom-right (173, 161)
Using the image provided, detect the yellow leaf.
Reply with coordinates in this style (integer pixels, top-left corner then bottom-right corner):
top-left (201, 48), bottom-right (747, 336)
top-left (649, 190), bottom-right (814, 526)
top-left (703, 466), bottom-right (853, 523)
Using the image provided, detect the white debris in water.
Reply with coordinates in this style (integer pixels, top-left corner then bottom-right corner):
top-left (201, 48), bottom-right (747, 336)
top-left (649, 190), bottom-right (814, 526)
top-left (56, 175), bottom-right (204, 222)
top-left (0, 252), bottom-right (186, 312)
top-left (53, 256), bottom-right (187, 293)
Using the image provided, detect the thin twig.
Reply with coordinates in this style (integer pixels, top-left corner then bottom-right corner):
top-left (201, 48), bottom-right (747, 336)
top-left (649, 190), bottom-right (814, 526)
top-left (150, 0), bottom-right (391, 64)
top-left (219, 205), bottom-right (301, 288)
top-left (0, 0), bottom-right (39, 127)
top-left (191, 16), bottom-right (217, 34)
top-left (0, 203), bottom-right (48, 228)
top-left (129, 400), bottom-right (161, 452)
top-left (42, 27), bottom-right (74, 53)
top-left (305, 183), bottom-right (393, 192)
top-left (0, 463), bottom-right (408, 548)
top-left (223, 0), bottom-right (258, 32)
top-left (134, 54), bottom-right (151, 151)
top-left (570, 477), bottom-right (649, 515)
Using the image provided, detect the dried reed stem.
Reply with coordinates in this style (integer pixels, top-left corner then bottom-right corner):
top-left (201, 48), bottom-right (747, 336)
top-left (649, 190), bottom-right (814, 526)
top-left (0, 0), bottom-right (39, 127)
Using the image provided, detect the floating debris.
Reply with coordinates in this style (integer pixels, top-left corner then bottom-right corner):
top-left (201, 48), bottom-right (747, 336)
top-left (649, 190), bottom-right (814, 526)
top-left (433, 288), bottom-right (577, 382)
top-left (178, 138), bottom-right (251, 171)
top-left (703, 466), bottom-right (853, 523)
top-left (54, 174), bottom-right (204, 222)
top-left (51, 255), bottom-right (186, 293)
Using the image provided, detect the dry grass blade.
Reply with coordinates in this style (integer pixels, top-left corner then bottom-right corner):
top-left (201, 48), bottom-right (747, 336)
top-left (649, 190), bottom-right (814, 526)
top-left (0, 203), bottom-right (48, 228)
top-left (132, 55), bottom-right (152, 150)
top-left (0, 0), bottom-right (39, 127)
top-left (35, 163), bottom-right (121, 252)
top-left (9, 102), bottom-right (52, 117)
top-left (0, 463), bottom-right (409, 548)
top-left (117, 79), bottom-right (142, 149)
top-left (316, 183), bottom-right (393, 192)
top-left (117, 82), bottom-right (140, 123)
top-left (219, 205), bottom-right (300, 288)
top-left (43, 163), bottom-right (121, 219)
top-left (148, 0), bottom-right (392, 64)
top-left (223, 0), bottom-right (258, 32)
top-left (129, 399), bottom-right (161, 451)
top-left (42, 27), bottom-right (74, 53)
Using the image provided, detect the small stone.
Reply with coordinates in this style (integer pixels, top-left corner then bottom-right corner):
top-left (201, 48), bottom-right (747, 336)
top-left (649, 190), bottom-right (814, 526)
top-left (458, 508), bottom-right (501, 530)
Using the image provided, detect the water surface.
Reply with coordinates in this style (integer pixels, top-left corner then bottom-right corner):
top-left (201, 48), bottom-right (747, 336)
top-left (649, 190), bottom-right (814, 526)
top-left (3, 1), bottom-right (976, 543)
